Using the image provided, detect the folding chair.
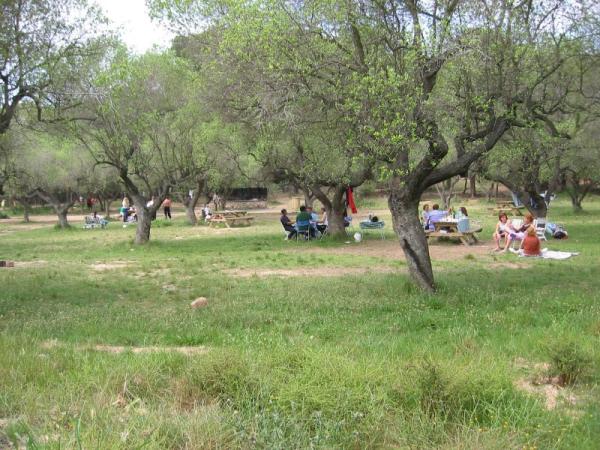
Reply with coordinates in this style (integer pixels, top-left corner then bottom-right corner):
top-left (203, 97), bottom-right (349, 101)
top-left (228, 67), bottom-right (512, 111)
top-left (295, 219), bottom-right (312, 241)
top-left (534, 218), bottom-right (547, 241)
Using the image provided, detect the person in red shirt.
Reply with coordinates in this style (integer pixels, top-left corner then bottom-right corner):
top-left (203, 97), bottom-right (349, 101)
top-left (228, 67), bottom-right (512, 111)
top-left (521, 226), bottom-right (541, 256)
top-left (162, 196), bottom-right (172, 219)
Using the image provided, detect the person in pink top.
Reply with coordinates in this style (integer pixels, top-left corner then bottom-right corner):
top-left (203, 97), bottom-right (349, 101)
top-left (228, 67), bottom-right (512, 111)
top-left (162, 196), bottom-right (172, 219)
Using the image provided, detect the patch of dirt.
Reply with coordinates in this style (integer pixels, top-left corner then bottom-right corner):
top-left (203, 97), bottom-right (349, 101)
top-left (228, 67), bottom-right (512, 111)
top-left (224, 266), bottom-right (399, 278)
top-left (513, 358), bottom-right (578, 411)
top-left (90, 261), bottom-right (132, 271)
top-left (307, 240), bottom-right (493, 261)
top-left (41, 340), bottom-right (207, 355)
top-left (13, 260), bottom-right (49, 268)
top-left (514, 378), bottom-right (577, 411)
top-left (134, 268), bottom-right (171, 278)
top-left (487, 262), bottom-right (530, 270)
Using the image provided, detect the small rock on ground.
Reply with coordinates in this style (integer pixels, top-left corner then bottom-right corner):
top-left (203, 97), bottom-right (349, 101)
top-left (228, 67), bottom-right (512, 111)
top-left (191, 297), bottom-right (208, 308)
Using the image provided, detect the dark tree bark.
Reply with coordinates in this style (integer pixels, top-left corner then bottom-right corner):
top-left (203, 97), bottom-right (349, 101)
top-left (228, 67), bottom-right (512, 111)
top-left (300, 186), bottom-right (315, 208)
top-left (469, 174), bottom-right (477, 199)
top-left (182, 184), bottom-right (203, 225)
top-left (311, 185), bottom-right (348, 238)
top-left (34, 190), bottom-right (76, 228)
top-left (16, 198), bottom-right (32, 223)
top-left (388, 184), bottom-right (434, 292)
top-left (565, 175), bottom-right (593, 213)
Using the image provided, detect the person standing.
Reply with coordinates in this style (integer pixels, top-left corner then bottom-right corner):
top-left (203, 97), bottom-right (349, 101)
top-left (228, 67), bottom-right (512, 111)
top-left (162, 196), bottom-right (172, 219)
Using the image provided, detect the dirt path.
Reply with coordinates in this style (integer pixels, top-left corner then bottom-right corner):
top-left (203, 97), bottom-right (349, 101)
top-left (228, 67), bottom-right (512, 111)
top-left (306, 239), bottom-right (494, 261)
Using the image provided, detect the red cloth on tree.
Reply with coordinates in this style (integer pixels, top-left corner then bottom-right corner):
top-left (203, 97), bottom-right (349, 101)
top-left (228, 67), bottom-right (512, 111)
top-left (346, 187), bottom-right (358, 214)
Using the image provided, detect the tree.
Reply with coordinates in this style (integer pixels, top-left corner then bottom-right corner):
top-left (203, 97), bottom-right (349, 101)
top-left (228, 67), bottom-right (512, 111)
top-left (2, 129), bottom-right (92, 228)
top-left (0, 0), bottom-right (109, 135)
top-left (152, 0), bottom-right (594, 291)
top-left (72, 50), bottom-right (204, 243)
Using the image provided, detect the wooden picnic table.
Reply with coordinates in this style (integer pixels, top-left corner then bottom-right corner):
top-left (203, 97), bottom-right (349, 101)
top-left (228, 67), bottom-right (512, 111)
top-left (490, 205), bottom-right (525, 216)
top-left (208, 213), bottom-right (254, 228)
top-left (218, 210), bottom-right (247, 217)
top-left (426, 219), bottom-right (482, 246)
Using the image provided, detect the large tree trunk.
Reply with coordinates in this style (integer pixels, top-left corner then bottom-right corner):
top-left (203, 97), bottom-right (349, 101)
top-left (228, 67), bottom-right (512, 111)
top-left (56, 207), bottom-right (70, 229)
top-left (312, 185), bottom-right (347, 238)
top-left (184, 187), bottom-right (202, 225)
top-left (469, 174), bottom-right (477, 199)
top-left (135, 208), bottom-right (152, 244)
top-left (16, 198), bottom-right (31, 223)
top-left (301, 187), bottom-right (315, 208)
top-left (570, 196), bottom-right (583, 213)
top-left (327, 200), bottom-right (347, 237)
top-left (389, 188), bottom-right (435, 292)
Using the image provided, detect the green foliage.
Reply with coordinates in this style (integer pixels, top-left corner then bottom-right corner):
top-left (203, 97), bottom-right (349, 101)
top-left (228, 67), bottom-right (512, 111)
top-left (547, 339), bottom-right (593, 386)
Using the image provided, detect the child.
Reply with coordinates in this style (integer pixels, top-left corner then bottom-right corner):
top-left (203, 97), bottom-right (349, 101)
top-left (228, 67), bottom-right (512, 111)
top-left (520, 226), bottom-right (542, 256)
top-left (493, 213), bottom-right (511, 252)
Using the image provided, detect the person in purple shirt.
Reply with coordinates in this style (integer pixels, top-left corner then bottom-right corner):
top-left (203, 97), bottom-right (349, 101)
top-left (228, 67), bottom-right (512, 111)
top-left (427, 204), bottom-right (453, 230)
top-left (280, 209), bottom-right (297, 240)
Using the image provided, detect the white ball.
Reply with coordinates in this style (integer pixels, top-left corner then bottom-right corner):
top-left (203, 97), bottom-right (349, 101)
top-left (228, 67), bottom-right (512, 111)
top-left (354, 232), bottom-right (362, 242)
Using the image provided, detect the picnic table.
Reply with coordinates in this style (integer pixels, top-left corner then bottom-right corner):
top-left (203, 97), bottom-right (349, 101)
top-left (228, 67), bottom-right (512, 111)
top-left (489, 202), bottom-right (526, 216)
top-left (208, 212), bottom-right (254, 228)
top-left (426, 218), bottom-right (482, 246)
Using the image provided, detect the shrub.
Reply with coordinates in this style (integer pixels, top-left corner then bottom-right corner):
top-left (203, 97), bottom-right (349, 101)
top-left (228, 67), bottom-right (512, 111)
top-left (547, 340), bottom-right (592, 386)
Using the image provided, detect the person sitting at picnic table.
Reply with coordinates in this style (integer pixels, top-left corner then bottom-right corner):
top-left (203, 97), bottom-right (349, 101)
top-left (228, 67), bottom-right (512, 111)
top-left (201, 204), bottom-right (212, 221)
top-left (427, 204), bottom-right (453, 230)
top-left (280, 208), bottom-right (297, 240)
top-left (89, 211), bottom-right (109, 228)
top-left (307, 206), bottom-right (319, 232)
top-left (119, 205), bottom-right (129, 222)
top-left (519, 226), bottom-right (542, 256)
top-left (421, 204), bottom-right (430, 229)
top-left (126, 206), bottom-right (138, 222)
top-left (316, 207), bottom-right (328, 233)
top-left (458, 206), bottom-right (468, 218)
top-left (343, 209), bottom-right (353, 227)
top-left (296, 205), bottom-right (316, 237)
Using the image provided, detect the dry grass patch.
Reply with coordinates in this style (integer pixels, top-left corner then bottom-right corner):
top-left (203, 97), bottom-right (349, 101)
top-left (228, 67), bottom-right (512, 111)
top-left (224, 266), bottom-right (399, 278)
top-left (41, 340), bottom-right (208, 356)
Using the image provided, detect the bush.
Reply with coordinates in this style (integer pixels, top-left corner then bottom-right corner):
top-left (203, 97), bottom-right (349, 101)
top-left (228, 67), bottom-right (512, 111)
top-left (0, 211), bottom-right (9, 219)
top-left (547, 340), bottom-right (592, 386)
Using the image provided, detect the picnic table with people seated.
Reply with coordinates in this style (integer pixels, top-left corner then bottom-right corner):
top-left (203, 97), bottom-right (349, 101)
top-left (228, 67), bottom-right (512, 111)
top-left (423, 205), bottom-right (482, 246)
top-left (83, 212), bottom-right (109, 229)
top-left (426, 217), bottom-right (482, 246)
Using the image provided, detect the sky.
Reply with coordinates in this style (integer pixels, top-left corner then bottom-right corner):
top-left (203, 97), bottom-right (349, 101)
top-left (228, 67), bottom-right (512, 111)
top-left (95, 0), bottom-right (175, 54)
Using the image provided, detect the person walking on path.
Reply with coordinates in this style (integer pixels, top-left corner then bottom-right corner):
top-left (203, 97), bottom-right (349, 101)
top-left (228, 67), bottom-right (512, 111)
top-left (162, 197), bottom-right (172, 219)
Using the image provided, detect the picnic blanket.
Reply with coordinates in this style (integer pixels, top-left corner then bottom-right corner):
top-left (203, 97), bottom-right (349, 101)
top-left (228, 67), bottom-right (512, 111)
top-left (360, 220), bottom-right (385, 229)
top-left (511, 248), bottom-right (580, 260)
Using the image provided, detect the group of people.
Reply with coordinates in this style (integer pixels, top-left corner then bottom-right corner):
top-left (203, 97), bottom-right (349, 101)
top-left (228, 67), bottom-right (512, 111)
top-left (119, 195), bottom-right (173, 223)
top-left (493, 212), bottom-right (541, 256)
top-left (421, 203), bottom-right (469, 230)
top-left (280, 205), bottom-right (351, 240)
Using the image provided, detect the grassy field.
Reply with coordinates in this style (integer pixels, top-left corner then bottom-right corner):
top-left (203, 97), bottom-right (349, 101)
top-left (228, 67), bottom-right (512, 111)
top-left (1, 198), bottom-right (599, 449)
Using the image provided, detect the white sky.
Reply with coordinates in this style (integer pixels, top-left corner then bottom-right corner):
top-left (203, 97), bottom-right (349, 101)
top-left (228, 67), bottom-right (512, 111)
top-left (94, 0), bottom-right (174, 54)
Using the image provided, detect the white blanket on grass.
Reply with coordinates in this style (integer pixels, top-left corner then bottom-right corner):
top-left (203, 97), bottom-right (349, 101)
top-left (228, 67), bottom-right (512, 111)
top-left (511, 248), bottom-right (580, 260)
